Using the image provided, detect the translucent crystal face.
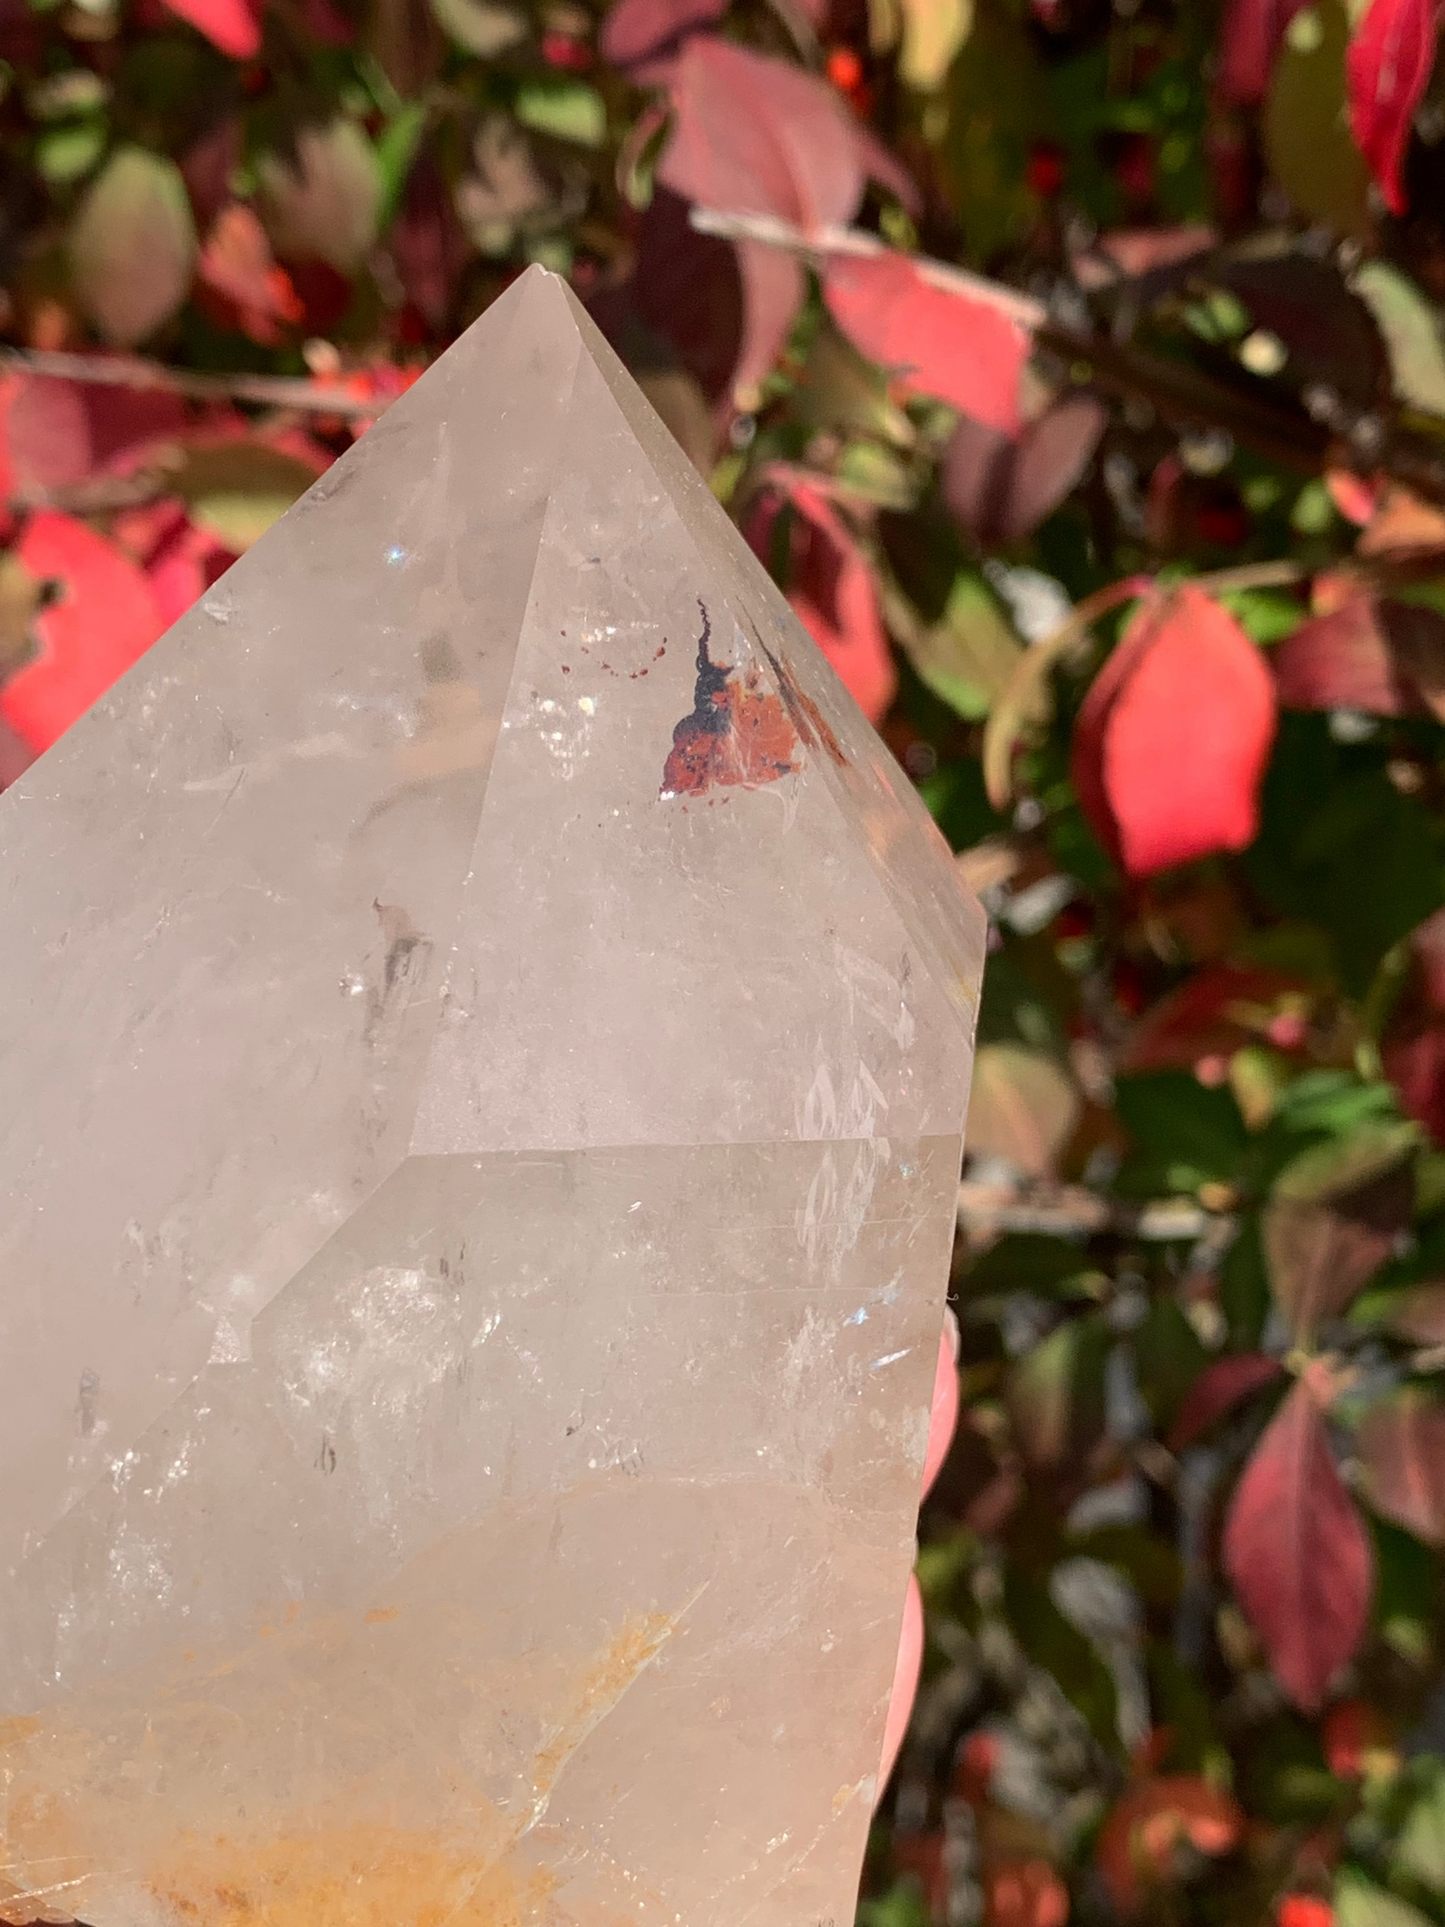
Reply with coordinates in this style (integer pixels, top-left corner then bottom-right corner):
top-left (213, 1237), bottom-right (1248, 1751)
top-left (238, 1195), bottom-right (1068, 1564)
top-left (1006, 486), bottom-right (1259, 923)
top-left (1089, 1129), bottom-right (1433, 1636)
top-left (0, 269), bottom-right (984, 1927)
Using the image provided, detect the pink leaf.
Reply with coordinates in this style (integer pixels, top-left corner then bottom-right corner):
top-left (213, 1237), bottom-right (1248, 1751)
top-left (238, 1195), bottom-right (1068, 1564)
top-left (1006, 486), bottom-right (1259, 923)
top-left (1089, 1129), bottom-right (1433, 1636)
top-left (199, 203), bottom-right (304, 345)
top-left (161, 0), bottom-right (262, 57)
top-left (1358, 1385), bottom-right (1445, 1544)
top-left (1169, 1353), bottom-right (1284, 1452)
top-left (1345, 0), bottom-right (1440, 216)
top-left (1223, 1378), bottom-right (1374, 1711)
top-left (659, 38), bottom-right (911, 231)
top-left (823, 253), bottom-right (1028, 433)
top-left (1218, 0), bottom-right (1311, 102)
top-left (0, 512), bottom-right (165, 752)
top-left (601, 0), bottom-right (726, 79)
top-left (745, 475), bottom-right (896, 722)
top-left (733, 239), bottom-right (805, 405)
top-left (1072, 585), bottom-right (1277, 878)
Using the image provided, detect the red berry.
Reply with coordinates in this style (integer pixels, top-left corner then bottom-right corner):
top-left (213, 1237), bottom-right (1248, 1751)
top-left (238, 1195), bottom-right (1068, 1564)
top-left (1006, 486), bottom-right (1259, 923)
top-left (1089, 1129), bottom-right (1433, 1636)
top-left (1277, 1898), bottom-right (1333, 1927)
top-left (826, 45), bottom-right (863, 91)
top-left (541, 28), bottom-right (592, 67)
top-left (1026, 140), bottom-right (1066, 198)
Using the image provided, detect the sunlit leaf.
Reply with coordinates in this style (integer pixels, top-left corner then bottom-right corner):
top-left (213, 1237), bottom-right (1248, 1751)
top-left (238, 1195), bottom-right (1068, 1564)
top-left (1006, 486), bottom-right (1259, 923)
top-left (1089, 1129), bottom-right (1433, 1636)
top-left (1072, 586), bottom-right (1277, 880)
top-left (1345, 0), bottom-right (1438, 215)
top-left (823, 251), bottom-right (1028, 433)
top-left (967, 1041), bottom-right (1080, 1177)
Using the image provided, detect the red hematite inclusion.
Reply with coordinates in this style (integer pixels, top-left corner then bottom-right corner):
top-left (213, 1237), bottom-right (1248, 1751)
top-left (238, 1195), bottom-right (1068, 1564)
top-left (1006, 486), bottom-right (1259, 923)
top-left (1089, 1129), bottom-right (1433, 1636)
top-left (660, 601), bottom-right (802, 798)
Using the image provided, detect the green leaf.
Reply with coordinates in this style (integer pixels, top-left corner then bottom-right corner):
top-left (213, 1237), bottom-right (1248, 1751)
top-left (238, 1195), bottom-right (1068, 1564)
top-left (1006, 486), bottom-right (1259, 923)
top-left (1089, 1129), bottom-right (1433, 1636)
top-left (67, 145), bottom-right (196, 347)
top-left (1217, 585), bottom-right (1305, 644)
top-left (374, 101), bottom-right (428, 232)
top-left (1004, 1563), bottom-right (1119, 1746)
top-left (428, 0), bottom-right (525, 54)
top-left (171, 443), bottom-right (323, 552)
top-left (1263, 0), bottom-right (1370, 238)
top-left (1133, 1297), bottom-right (1208, 1432)
top-left (897, 572), bottom-right (1026, 722)
top-left (1335, 1874), bottom-right (1432, 1927)
top-left (1113, 1070), bottom-right (1249, 1196)
top-left (1353, 261), bottom-right (1445, 420)
top-left (515, 78), bottom-right (607, 148)
top-left (966, 1232), bottom-right (1100, 1299)
top-left (1006, 1313), bottom-right (1108, 1468)
top-left (36, 118), bottom-right (105, 184)
top-left (1392, 1765), bottom-right (1445, 1890)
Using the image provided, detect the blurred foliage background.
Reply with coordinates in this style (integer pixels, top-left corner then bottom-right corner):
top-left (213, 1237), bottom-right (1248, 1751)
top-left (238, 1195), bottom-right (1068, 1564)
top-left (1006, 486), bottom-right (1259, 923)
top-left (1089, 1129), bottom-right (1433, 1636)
top-left (0, 0), bottom-right (1444, 1916)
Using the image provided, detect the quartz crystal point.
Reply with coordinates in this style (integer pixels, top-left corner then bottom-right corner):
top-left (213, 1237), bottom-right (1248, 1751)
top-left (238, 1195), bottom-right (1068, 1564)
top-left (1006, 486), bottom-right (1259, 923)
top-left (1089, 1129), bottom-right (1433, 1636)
top-left (0, 268), bottom-right (985, 1927)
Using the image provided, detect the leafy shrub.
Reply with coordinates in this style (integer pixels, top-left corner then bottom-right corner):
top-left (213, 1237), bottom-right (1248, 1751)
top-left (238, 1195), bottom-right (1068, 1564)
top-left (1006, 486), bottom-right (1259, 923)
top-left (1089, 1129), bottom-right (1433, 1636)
top-left (0, 0), bottom-right (1444, 1919)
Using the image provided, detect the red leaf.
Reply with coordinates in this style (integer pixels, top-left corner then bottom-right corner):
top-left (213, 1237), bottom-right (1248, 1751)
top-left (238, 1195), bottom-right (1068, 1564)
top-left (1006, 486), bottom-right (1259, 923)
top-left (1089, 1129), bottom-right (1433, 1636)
top-left (1385, 1019), bottom-right (1445, 1140)
top-left (161, 0), bottom-right (261, 56)
top-left (1169, 1352), bottom-right (1284, 1452)
top-left (1072, 585), bottom-right (1277, 879)
top-left (1095, 1777), bottom-right (1242, 1915)
top-left (1218, 0), bottom-right (1311, 102)
top-left (1358, 1385), bottom-right (1445, 1544)
top-left (659, 38), bottom-right (913, 231)
top-left (0, 512), bottom-right (165, 752)
top-left (823, 253), bottom-right (1028, 432)
top-left (1273, 596), bottom-right (1411, 714)
top-left (1345, 0), bottom-right (1440, 215)
top-left (390, 153), bottom-right (470, 333)
top-left (0, 375), bottom-right (188, 499)
top-left (199, 203), bottom-right (304, 346)
top-left (1273, 593), bottom-right (1445, 718)
top-left (983, 1859), bottom-right (1070, 1927)
top-left (1321, 1696), bottom-right (1392, 1775)
top-left (746, 476), bottom-right (896, 721)
top-left (1223, 1378), bottom-right (1374, 1711)
top-left (1120, 963), bottom-right (1306, 1074)
top-left (181, 117), bottom-right (243, 230)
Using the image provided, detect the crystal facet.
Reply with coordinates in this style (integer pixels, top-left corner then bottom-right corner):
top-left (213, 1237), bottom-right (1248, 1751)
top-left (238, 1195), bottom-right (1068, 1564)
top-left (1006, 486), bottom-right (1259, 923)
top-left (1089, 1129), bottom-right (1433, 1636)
top-left (0, 268), bottom-right (985, 1927)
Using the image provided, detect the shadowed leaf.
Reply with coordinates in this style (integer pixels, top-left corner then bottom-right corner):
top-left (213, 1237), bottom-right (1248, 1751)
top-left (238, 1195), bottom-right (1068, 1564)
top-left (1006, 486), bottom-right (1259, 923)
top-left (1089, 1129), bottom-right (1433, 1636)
top-left (68, 148), bottom-right (198, 348)
top-left (1223, 1378), bottom-right (1374, 1710)
top-left (1358, 1384), bottom-right (1445, 1544)
top-left (1169, 1353), bottom-right (1284, 1452)
top-left (1263, 1124), bottom-right (1416, 1337)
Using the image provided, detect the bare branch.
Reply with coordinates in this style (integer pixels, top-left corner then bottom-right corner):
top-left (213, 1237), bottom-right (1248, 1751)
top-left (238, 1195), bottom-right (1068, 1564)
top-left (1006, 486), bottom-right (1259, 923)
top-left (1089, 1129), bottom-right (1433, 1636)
top-left (0, 348), bottom-right (381, 420)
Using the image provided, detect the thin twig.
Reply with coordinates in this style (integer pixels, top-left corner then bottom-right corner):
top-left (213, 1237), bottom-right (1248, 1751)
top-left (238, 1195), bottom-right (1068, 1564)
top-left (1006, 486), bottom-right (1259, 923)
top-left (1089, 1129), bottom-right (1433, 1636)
top-left (689, 206), bottom-right (1445, 503)
top-left (982, 575), bottom-right (1152, 809)
top-left (689, 207), bottom-right (1048, 330)
top-left (0, 348), bottom-right (381, 419)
